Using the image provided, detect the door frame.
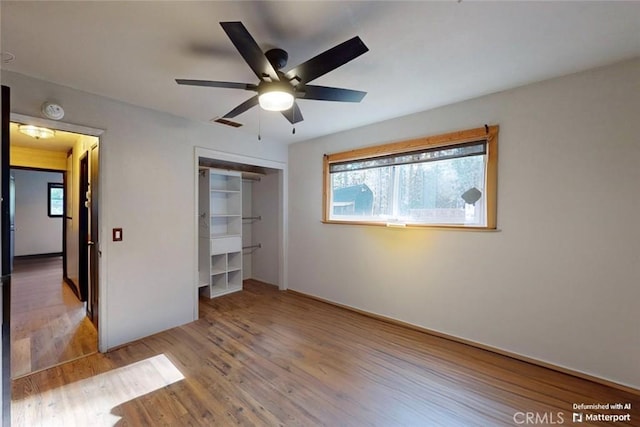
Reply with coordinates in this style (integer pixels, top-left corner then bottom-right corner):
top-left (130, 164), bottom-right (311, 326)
top-left (9, 113), bottom-right (105, 351)
top-left (2, 85), bottom-right (12, 427)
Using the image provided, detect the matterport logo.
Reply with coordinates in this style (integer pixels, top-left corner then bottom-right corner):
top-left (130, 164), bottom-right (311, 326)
top-left (513, 412), bottom-right (565, 424)
top-left (572, 402), bottom-right (633, 423)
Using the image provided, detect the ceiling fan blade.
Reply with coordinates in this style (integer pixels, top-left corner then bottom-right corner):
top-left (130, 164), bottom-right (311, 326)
top-left (176, 79), bottom-right (257, 91)
top-left (285, 36), bottom-right (368, 84)
top-left (300, 85), bottom-right (367, 102)
top-left (220, 21), bottom-right (279, 82)
top-left (223, 95), bottom-right (259, 118)
top-left (281, 102), bottom-right (304, 124)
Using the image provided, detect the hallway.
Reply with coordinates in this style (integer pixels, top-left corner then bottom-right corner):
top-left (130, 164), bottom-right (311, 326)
top-left (10, 256), bottom-right (97, 378)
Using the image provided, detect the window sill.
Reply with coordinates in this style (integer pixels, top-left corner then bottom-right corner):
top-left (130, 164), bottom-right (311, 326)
top-left (321, 219), bottom-right (500, 232)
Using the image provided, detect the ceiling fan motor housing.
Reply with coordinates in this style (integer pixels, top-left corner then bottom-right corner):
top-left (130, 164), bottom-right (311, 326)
top-left (265, 48), bottom-right (288, 71)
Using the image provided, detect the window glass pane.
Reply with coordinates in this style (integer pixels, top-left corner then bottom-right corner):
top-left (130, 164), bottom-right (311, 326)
top-left (49, 184), bottom-right (64, 217)
top-left (330, 153), bottom-right (486, 225)
top-left (331, 167), bottom-right (393, 218)
top-left (396, 155), bottom-right (485, 225)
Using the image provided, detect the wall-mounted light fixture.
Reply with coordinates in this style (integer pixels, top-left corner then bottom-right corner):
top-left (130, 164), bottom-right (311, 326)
top-left (18, 124), bottom-right (55, 139)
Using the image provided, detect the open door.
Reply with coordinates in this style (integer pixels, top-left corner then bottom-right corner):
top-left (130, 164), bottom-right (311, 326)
top-left (78, 145), bottom-right (99, 326)
top-left (88, 144), bottom-right (99, 328)
top-left (78, 154), bottom-right (89, 302)
top-left (1, 85), bottom-right (12, 426)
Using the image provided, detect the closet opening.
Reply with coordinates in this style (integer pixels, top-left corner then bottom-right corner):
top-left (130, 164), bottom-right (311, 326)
top-left (194, 148), bottom-right (287, 319)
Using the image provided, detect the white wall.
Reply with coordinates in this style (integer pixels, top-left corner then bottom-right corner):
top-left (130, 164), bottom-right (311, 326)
top-left (242, 180), bottom-right (253, 279)
top-left (12, 169), bottom-right (63, 256)
top-left (2, 71), bottom-right (287, 351)
top-left (251, 171), bottom-right (280, 285)
top-left (288, 58), bottom-right (640, 389)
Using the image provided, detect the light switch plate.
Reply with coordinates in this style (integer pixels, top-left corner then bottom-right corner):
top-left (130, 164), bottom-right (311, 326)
top-left (113, 228), bottom-right (123, 241)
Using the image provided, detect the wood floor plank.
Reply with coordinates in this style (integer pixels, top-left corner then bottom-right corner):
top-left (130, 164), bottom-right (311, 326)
top-left (12, 279), bottom-right (639, 426)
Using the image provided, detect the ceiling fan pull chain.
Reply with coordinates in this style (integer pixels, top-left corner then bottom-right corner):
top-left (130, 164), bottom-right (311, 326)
top-left (292, 105), bottom-right (296, 134)
top-left (258, 108), bottom-right (262, 141)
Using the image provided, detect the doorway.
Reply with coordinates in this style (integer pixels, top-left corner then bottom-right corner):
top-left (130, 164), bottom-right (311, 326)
top-left (8, 118), bottom-right (101, 377)
top-left (194, 147), bottom-right (288, 319)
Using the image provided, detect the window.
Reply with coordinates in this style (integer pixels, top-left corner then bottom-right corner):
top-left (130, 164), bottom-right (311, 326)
top-left (48, 182), bottom-right (64, 217)
top-left (323, 125), bottom-right (498, 229)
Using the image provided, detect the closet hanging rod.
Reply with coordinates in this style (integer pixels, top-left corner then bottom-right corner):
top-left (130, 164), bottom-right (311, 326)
top-left (242, 216), bottom-right (262, 220)
top-left (243, 243), bottom-right (262, 250)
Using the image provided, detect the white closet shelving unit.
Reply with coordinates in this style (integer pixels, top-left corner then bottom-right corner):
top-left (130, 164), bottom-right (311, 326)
top-left (198, 168), bottom-right (243, 298)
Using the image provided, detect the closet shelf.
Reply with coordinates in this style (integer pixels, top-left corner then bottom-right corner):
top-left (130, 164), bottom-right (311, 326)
top-left (198, 167), bottom-right (244, 299)
top-left (210, 232), bottom-right (241, 239)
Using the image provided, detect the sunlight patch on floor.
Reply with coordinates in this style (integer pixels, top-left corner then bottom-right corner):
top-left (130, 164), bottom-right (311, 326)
top-left (12, 354), bottom-right (185, 427)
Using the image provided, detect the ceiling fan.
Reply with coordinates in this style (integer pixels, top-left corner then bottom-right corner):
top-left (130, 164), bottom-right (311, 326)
top-left (176, 21), bottom-right (369, 125)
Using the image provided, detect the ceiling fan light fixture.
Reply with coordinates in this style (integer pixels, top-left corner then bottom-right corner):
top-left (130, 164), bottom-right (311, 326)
top-left (176, 22), bottom-right (369, 124)
top-left (18, 124), bottom-right (55, 139)
top-left (258, 84), bottom-right (294, 112)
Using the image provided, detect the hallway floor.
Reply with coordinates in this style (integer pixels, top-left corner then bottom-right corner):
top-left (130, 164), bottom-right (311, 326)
top-left (11, 256), bottom-right (97, 378)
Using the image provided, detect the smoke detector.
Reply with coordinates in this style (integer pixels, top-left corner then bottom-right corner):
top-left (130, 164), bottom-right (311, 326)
top-left (1, 52), bottom-right (15, 64)
top-left (41, 102), bottom-right (65, 120)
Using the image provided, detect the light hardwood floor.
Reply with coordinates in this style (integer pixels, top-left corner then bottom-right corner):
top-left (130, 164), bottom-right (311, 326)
top-left (12, 280), bottom-right (639, 426)
top-left (11, 256), bottom-right (97, 378)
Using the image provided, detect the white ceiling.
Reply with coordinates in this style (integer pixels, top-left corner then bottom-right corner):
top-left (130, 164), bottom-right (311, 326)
top-left (1, 1), bottom-right (639, 145)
